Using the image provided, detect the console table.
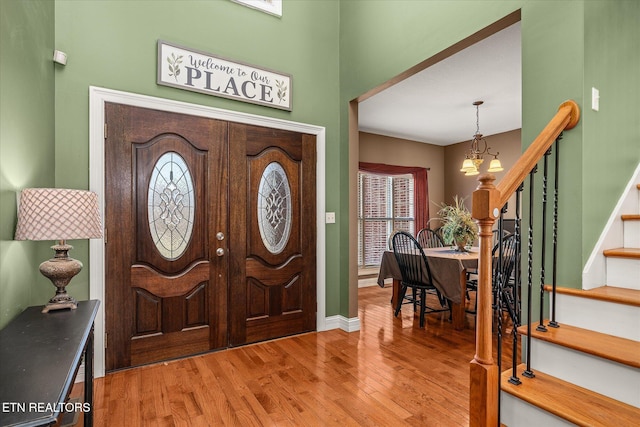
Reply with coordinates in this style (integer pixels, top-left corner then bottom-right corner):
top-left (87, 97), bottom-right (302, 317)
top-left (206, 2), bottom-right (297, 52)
top-left (0, 300), bottom-right (99, 427)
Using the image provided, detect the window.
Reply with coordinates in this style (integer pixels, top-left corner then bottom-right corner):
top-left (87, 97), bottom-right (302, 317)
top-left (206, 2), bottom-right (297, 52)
top-left (257, 162), bottom-right (292, 254)
top-left (358, 172), bottom-right (415, 267)
top-left (148, 152), bottom-right (195, 260)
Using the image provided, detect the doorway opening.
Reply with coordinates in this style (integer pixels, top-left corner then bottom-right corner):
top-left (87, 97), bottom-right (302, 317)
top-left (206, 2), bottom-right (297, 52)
top-left (350, 11), bottom-right (522, 314)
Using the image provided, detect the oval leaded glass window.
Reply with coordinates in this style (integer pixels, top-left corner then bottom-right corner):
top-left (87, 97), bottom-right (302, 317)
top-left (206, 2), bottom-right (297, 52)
top-left (257, 162), bottom-right (292, 254)
top-left (147, 152), bottom-right (195, 260)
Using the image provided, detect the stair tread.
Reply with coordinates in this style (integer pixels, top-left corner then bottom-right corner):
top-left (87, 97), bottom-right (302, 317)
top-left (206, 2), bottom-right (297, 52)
top-left (544, 285), bottom-right (640, 307)
top-left (621, 214), bottom-right (640, 221)
top-left (603, 247), bottom-right (640, 259)
top-left (502, 364), bottom-right (640, 427)
top-left (517, 321), bottom-right (640, 368)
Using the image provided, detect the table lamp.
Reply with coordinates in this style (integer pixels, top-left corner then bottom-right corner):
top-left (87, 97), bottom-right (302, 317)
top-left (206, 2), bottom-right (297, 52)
top-left (14, 188), bottom-right (103, 313)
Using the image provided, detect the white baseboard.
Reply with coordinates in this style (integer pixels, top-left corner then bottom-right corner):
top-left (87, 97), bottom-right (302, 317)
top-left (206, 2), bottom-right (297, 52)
top-left (324, 315), bottom-right (361, 332)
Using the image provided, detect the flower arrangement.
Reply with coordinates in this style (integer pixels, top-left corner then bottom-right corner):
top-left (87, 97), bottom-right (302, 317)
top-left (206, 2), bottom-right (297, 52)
top-left (437, 196), bottom-right (478, 251)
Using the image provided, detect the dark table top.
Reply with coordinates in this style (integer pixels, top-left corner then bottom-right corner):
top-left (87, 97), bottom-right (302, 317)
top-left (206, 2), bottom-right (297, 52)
top-left (0, 300), bottom-right (99, 427)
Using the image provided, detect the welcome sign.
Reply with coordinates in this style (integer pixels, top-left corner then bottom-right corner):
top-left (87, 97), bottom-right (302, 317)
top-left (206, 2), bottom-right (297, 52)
top-left (157, 40), bottom-right (292, 111)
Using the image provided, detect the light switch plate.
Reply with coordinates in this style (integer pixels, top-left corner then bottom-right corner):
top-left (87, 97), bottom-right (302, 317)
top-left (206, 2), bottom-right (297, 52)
top-left (325, 212), bottom-right (336, 224)
top-left (592, 87), bottom-right (599, 111)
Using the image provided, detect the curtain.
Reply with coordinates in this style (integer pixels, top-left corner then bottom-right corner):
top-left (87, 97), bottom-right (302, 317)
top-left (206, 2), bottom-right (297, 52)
top-left (358, 162), bottom-right (429, 232)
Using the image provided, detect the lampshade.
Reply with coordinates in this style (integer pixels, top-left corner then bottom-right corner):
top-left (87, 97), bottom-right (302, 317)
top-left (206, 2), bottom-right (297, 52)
top-left (15, 188), bottom-right (102, 241)
top-left (460, 158), bottom-right (475, 172)
top-left (464, 167), bottom-right (479, 176)
top-left (15, 188), bottom-right (103, 313)
top-left (487, 158), bottom-right (504, 173)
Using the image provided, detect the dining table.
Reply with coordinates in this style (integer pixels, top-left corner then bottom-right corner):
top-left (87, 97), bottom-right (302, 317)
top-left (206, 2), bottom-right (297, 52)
top-left (377, 246), bottom-right (479, 330)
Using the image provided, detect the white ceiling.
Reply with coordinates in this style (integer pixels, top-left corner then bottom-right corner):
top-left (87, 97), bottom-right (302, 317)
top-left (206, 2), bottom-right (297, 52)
top-left (358, 22), bottom-right (522, 146)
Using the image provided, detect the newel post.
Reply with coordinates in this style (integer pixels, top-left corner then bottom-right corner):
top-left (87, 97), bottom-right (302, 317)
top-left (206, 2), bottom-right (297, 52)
top-left (470, 173), bottom-right (500, 427)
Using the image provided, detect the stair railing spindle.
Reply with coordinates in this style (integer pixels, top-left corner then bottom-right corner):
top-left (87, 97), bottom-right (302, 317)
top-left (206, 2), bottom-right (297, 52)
top-left (537, 148), bottom-right (552, 332)
top-left (523, 166), bottom-right (537, 379)
top-left (549, 134), bottom-right (563, 328)
top-left (508, 184), bottom-right (523, 385)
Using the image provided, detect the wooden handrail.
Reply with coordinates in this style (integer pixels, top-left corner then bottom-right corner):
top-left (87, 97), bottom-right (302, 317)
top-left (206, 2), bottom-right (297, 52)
top-left (496, 100), bottom-right (580, 209)
top-left (469, 100), bottom-right (580, 427)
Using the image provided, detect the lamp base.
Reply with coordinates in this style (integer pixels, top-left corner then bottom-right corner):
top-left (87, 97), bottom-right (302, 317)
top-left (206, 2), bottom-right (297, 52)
top-left (39, 243), bottom-right (82, 313)
top-left (42, 297), bottom-right (78, 313)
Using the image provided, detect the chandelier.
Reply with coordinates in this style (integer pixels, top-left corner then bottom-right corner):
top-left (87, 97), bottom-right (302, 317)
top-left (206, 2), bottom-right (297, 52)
top-left (460, 101), bottom-right (503, 176)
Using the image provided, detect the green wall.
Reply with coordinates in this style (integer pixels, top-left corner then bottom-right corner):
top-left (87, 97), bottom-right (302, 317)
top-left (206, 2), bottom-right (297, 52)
top-left (0, 0), bottom-right (56, 328)
top-left (582, 1), bottom-right (640, 254)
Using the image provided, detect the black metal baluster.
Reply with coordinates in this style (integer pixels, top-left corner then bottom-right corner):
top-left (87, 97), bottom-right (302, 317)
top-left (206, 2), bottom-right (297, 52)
top-left (549, 134), bottom-right (562, 328)
top-left (523, 166), bottom-right (537, 379)
top-left (508, 184), bottom-right (523, 385)
top-left (537, 148), bottom-right (552, 332)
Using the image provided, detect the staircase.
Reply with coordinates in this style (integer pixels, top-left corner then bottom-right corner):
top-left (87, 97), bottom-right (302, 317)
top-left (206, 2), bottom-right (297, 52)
top-left (500, 178), bottom-right (640, 426)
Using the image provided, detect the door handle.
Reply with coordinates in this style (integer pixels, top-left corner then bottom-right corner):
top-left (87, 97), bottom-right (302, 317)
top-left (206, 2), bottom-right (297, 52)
top-left (216, 248), bottom-right (225, 257)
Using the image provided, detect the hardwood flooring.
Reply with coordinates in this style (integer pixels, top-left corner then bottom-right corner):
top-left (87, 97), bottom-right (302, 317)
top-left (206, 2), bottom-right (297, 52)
top-left (85, 286), bottom-right (515, 426)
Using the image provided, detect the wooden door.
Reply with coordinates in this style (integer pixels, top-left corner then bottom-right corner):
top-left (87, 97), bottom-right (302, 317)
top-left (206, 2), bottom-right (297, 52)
top-left (228, 123), bottom-right (316, 346)
top-left (104, 103), bottom-right (228, 370)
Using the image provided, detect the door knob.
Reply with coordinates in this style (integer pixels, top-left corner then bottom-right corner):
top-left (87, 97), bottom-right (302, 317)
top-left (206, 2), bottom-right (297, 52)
top-left (216, 248), bottom-right (225, 257)
top-left (216, 232), bottom-right (225, 241)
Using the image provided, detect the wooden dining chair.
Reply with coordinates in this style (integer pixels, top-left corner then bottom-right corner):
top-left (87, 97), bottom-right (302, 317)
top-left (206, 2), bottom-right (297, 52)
top-left (466, 233), bottom-right (518, 317)
top-left (492, 228), bottom-right (512, 248)
top-left (416, 228), bottom-right (445, 248)
top-left (416, 228), bottom-right (449, 308)
top-left (391, 231), bottom-right (449, 327)
top-left (492, 233), bottom-right (518, 323)
top-left (465, 229), bottom-right (511, 296)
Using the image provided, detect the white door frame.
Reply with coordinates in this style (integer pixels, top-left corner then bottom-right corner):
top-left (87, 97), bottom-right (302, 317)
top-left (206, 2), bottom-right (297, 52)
top-left (89, 86), bottom-right (327, 377)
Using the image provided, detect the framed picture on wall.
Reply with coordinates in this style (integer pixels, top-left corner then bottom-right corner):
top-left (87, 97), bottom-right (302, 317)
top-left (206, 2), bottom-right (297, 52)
top-left (231, 0), bottom-right (282, 17)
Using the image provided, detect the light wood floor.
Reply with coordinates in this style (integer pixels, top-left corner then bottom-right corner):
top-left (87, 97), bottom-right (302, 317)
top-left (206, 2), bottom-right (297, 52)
top-left (83, 286), bottom-right (514, 426)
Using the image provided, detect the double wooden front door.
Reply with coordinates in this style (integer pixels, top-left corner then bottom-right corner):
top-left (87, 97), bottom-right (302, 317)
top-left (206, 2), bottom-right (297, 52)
top-left (104, 103), bottom-right (316, 371)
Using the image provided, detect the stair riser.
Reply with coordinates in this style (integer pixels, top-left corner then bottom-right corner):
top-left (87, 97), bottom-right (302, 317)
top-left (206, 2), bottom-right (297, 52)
top-left (552, 293), bottom-right (640, 341)
top-left (529, 339), bottom-right (640, 407)
top-left (623, 220), bottom-right (640, 247)
top-left (500, 394), bottom-right (574, 427)
top-left (605, 257), bottom-right (640, 289)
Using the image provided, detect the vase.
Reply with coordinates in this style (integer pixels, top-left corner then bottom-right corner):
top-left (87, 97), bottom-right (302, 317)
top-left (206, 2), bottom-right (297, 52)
top-left (455, 239), bottom-right (468, 252)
